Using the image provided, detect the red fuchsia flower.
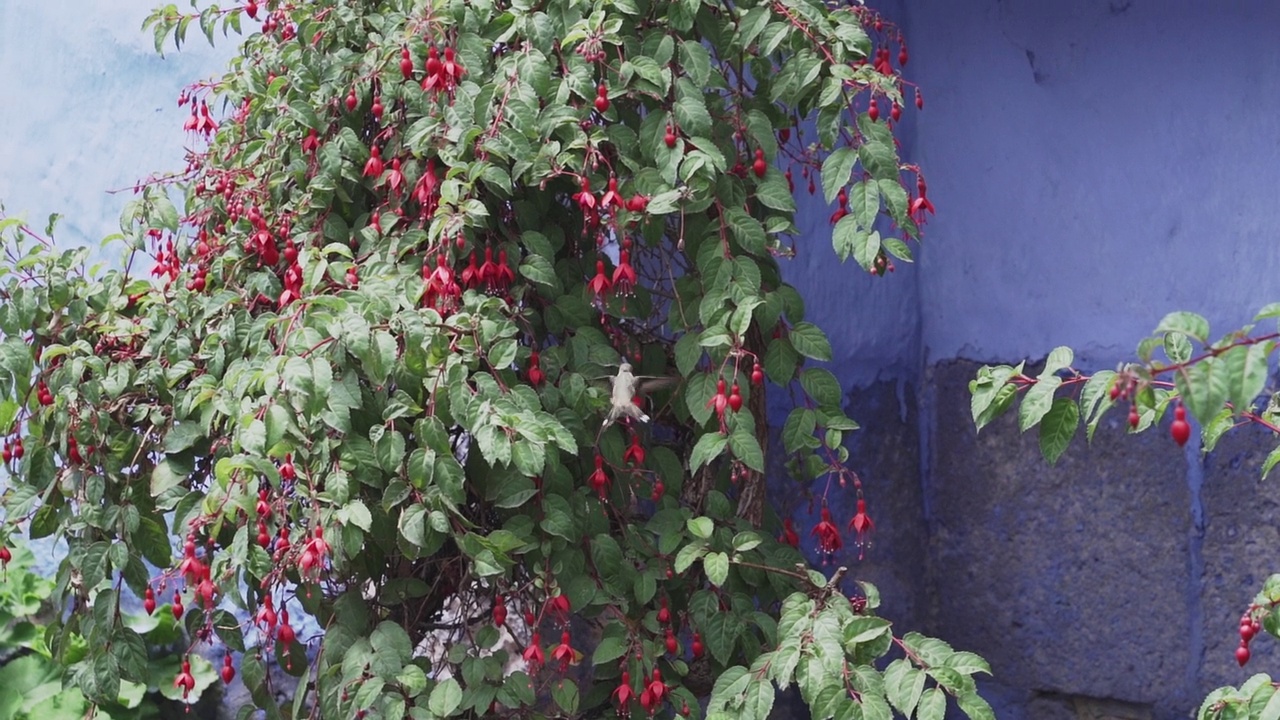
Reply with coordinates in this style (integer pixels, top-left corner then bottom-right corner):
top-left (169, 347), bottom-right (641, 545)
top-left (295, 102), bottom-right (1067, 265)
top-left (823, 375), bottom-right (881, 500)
top-left (441, 47), bottom-right (465, 89)
top-left (910, 176), bottom-right (935, 225)
top-left (601, 176), bottom-right (625, 211)
top-left (385, 158), bottom-right (405, 195)
top-left (874, 46), bottom-right (894, 75)
top-left (706, 379), bottom-right (729, 429)
top-left (780, 518), bottom-right (800, 548)
top-left (492, 595), bottom-right (507, 626)
top-left (399, 46), bottom-right (414, 80)
top-left (494, 250), bottom-right (516, 292)
top-left (830, 187), bottom-right (849, 225)
top-left (848, 498), bottom-right (875, 559)
top-left (551, 630), bottom-right (576, 670)
top-left (587, 258), bottom-right (612, 304)
top-left (178, 537), bottom-right (205, 585)
top-left (613, 249), bottom-right (638, 296)
top-left (657, 597), bottom-right (671, 625)
top-left (626, 194), bottom-right (649, 213)
top-left (174, 660), bottom-right (196, 700)
top-left (646, 667), bottom-right (668, 706)
top-left (547, 593), bottom-right (571, 621)
top-left (298, 526), bottom-right (329, 581)
top-left (414, 158), bottom-right (440, 216)
top-left (478, 247), bottom-right (499, 290)
top-left (623, 432), bottom-right (645, 466)
top-left (588, 453), bottom-right (610, 499)
top-left (278, 606), bottom-right (296, 646)
top-left (523, 632), bottom-right (545, 671)
top-left (461, 251), bottom-right (481, 290)
top-left (812, 506), bottom-right (843, 561)
top-left (422, 46), bottom-right (444, 92)
top-left (301, 128), bottom-right (320, 155)
top-left (424, 254), bottom-right (462, 315)
top-left (143, 587), bottom-right (156, 615)
top-left (574, 177), bottom-right (597, 212)
top-left (527, 351), bottom-right (545, 387)
top-left (614, 671), bottom-right (636, 714)
top-left (256, 594), bottom-right (278, 632)
top-left (363, 145), bottom-right (384, 178)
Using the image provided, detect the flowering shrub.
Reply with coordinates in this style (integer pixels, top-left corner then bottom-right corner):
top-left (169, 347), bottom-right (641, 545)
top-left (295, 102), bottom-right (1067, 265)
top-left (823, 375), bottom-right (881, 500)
top-left (0, 0), bottom-right (993, 718)
top-left (971, 309), bottom-right (1280, 719)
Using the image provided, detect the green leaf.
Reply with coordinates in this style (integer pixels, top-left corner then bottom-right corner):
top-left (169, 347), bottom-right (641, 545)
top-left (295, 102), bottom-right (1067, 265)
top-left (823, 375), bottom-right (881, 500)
top-left (800, 368), bottom-right (843, 408)
top-left (1042, 346), bottom-right (1074, 376)
top-left (1038, 397), bottom-right (1079, 465)
top-left (687, 516), bottom-right (714, 539)
top-left (728, 428), bottom-right (765, 472)
top-left (1018, 376), bottom-right (1061, 432)
top-left (1175, 356), bottom-right (1230, 426)
top-left (917, 688), bottom-right (947, 720)
top-left (956, 692), bottom-right (996, 720)
top-left (690, 432), bottom-right (728, 472)
top-left (703, 551), bottom-right (729, 586)
top-left (788, 322), bottom-right (832, 362)
top-left (1222, 341), bottom-right (1271, 415)
top-left (428, 677), bottom-right (462, 717)
top-left (1155, 311), bottom-right (1210, 344)
top-left (783, 408), bottom-right (817, 454)
top-left (821, 148), bottom-right (858, 205)
top-left (1262, 445), bottom-right (1280, 481)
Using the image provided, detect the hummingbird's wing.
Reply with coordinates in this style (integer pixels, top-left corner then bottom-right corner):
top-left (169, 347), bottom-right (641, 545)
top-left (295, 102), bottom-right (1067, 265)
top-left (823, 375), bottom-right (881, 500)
top-left (636, 376), bottom-right (679, 393)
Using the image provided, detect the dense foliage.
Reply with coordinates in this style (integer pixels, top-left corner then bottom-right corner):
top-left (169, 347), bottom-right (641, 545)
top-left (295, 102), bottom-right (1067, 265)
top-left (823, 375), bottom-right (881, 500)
top-left (0, 0), bottom-right (991, 718)
top-left (971, 309), bottom-right (1280, 719)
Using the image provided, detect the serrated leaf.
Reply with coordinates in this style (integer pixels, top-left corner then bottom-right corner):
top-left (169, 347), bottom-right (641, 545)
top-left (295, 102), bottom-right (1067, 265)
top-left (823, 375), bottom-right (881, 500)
top-left (917, 688), bottom-right (947, 720)
top-left (821, 148), bottom-right (858, 205)
top-left (1262, 446), bottom-right (1280, 481)
top-left (788, 322), bottom-right (832, 361)
top-left (687, 516), bottom-right (714, 539)
top-left (428, 678), bottom-right (462, 717)
top-left (1039, 397), bottom-right (1078, 465)
top-left (1018, 376), bottom-right (1061, 432)
top-left (1175, 356), bottom-right (1230, 426)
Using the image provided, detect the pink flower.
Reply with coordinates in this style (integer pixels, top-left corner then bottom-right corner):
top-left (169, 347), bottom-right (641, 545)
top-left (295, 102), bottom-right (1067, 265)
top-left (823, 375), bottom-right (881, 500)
top-left (587, 258), bottom-right (612, 304)
top-left (363, 145), bottom-right (384, 178)
top-left (847, 498), bottom-right (874, 559)
top-left (588, 453), bottom-right (610, 498)
top-left (613, 249), bottom-right (637, 296)
top-left (812, 506), bottom-right (842, 559)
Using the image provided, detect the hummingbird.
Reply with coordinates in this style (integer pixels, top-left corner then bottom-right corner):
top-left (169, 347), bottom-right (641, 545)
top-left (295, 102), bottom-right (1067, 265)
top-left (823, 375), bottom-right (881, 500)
top-left (601, 361), bottom-right (678, 431)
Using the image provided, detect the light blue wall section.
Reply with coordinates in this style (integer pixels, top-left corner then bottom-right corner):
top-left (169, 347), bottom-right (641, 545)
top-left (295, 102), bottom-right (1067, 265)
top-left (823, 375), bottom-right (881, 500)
top-left (0, 1), bottom-right (234, 248)
top-left (904, 0), bottom-right (1280, 366)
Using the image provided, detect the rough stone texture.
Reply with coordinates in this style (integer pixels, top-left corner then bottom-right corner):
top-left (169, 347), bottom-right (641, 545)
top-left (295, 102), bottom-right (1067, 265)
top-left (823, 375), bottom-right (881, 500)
top-left (768, 379), bottom-right (931, 630)
top-left (926, 360), bottom-right (1195, 718)
top-left (1199, 423), bottom-right (1280, 695)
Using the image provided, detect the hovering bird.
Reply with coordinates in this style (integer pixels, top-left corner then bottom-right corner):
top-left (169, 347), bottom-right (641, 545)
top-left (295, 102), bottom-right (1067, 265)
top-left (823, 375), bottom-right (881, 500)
top-left (600, 361), bottom-right (678, 431)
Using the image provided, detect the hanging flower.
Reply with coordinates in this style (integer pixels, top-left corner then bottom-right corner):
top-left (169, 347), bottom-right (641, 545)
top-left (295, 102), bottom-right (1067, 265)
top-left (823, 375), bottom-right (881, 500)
top-left (551, 630), bottom-right (576, 670)
top-left (385, 158), bottom-right (405, 194)
top-left (848, 498), bottom-right (875, 559)
top-left (910, 176), bottom-right (935, 225)
top-left (301, 128), bottom-right (320, 155)
top-left (461, 251), bottom-right (481, 290)
top-left (646, 667), bottom-right (668, 705)
top-left (626, 194), bottom-right (649, 213)
top-left (256, 594), bottom-right (278, 632)
top-left (812, 506), bottom-right (842, 560)
top-left (588, 453), bottom-right (610, 498)
top-left (414, 158), bottom-right (440, 216)
top-left (705, 379), bottom-right (729, 428)
top-left (587, 258), bottom-right (612, 304)
top-left (527, 351), bottom-right (545, 387)
top-left (780, 518), bottom-right (800, 548)
top-left (523, 632), bottom-right (545, 671)
top-left (623, 432), bottom-right (645, 466)
top-left (173, 660), bottom-right (197, 701)
top-left (613, 671), bottom-right (636, 715)
top-left (574, 177), bottom-right (596, 213)
top-left (493, 250), bottom-right (516, 292)
top-left (613, 249), bottom-right (638, 296)
top-left (363, 145), bottom-right (384, 178)
top-left (422, 46), bottom-right (444, 92)
top-left (479, 247), bottom-right (499, 290)
top-left (601, 176), bottom-right (625, 211)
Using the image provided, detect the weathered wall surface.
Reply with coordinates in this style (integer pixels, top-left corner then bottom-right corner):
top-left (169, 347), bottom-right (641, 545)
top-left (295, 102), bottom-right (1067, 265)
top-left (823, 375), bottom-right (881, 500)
top-left (6, 2), bottom-right (1280, 720)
